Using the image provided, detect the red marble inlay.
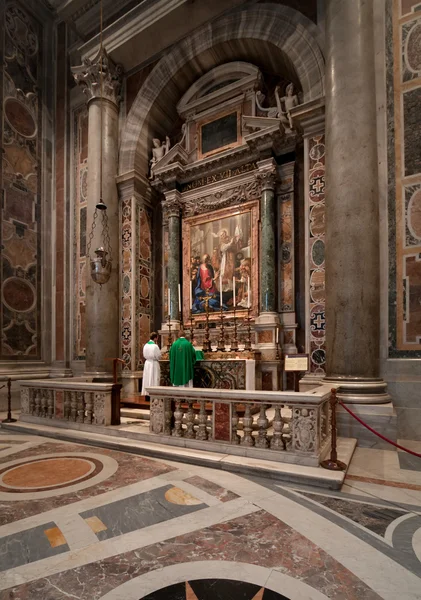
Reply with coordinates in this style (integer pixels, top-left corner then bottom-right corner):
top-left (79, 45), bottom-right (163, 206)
top-left (5, 511), bottom-right (382, 599)
top-left (214, 402), bottom-right (231, 442)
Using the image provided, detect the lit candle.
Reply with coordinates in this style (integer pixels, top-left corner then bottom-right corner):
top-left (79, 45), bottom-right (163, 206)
top-left (190, 281), bottom-right (193, 310)
top-left (168, 287), bottom-right (171, 316)
top-left (220, 275), bottom-right (223, 308)
top-left (233, 276), bottom-right (236, 307)
top-left (247, 277), bottom-right (250, 308)
top-left (178, 284), bottom-right (181, 314)
top-left (276, 328), bottom-right (279, 344)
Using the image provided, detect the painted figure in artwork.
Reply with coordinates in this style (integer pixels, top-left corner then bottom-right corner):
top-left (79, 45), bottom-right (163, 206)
top-left (237, 258), bottom-right (252, 308)
top-left (149, 136), bottom-right (170, 179)
top-left (192, 254), bottom-right (220, 313)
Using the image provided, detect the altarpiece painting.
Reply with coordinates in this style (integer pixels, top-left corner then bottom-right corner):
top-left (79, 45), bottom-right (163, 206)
top-left (182, 202), bottom-right (259, 321)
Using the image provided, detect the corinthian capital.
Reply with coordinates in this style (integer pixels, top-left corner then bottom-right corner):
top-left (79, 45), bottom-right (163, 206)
top-left (162, 196), bottom-right (181, 219)
top-left (71, 48), bottom-right (123, 107)
top-left (255, 158), bottom-right (277, 192)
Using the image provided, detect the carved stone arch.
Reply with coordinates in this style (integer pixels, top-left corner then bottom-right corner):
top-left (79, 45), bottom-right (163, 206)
top-left (118, 3), bottom-right (325, 176)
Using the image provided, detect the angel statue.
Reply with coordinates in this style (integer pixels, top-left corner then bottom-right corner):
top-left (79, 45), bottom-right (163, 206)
top-left (149, 136), bottom-right (170, 179)
top-left (255, 82), bottom-right (299, 130)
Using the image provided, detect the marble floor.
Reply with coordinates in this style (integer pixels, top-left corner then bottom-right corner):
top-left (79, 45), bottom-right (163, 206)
top-left (0, 430), bottom-right (420, 600)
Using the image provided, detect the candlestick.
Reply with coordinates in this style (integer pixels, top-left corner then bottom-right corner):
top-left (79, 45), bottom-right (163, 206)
top-left (202, 295), bottom-right (212, 352)
top-left (167, 310), bottom-right (173, 350)
top-left (190, 281), bottom-right (193, 311)
top-left (230, 304), bottom-right (239, 352)
top-left (189, 310), bottom-right (195, 343)
top-left (217, 304), bottom-right (226, 352)
top-left (276, 327), bottom-right (279, 344)
top-left (220, 275), bottom-right (223, 309)
top-left (233, 276), bottom-right (236, 307)
top-left (247, 276), bottom-right (250, 309)
top-left (243, 304), bottom-right (253, 352)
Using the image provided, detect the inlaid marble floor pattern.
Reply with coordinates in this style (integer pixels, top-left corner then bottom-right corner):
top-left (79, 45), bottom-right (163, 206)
top-left (0, 431), bottom-right (420, 599)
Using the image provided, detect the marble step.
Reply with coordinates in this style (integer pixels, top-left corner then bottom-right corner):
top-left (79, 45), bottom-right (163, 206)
top-left (1, 420), bottom-right (356, 491)
top-left (337, 402), bottom-right (398, 450)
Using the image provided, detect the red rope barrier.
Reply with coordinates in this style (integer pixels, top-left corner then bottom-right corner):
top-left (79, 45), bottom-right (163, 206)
top-left (339, 401), bottom-right (421, 458)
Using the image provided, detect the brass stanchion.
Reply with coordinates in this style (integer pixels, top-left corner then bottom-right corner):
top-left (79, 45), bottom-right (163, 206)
top-left (321, 388), bottom-right (347, 471)
top-left (2, 379), bottom-right (16, 423)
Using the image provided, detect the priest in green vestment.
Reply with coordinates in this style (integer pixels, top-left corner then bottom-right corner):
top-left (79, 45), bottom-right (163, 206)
top-left (169, 332), bottom-right (196, 387)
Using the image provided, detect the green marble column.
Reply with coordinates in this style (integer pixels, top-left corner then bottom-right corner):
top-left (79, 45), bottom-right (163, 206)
top-left (164, 197), bottom-right (181, 321)
top-left (259, 168), bottom-right (277, 313)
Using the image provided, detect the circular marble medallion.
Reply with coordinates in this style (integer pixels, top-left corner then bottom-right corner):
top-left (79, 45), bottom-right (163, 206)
top-left (311, 239), bottom-right (325, 267)
top-left (309, 270), bottom-right (325, 303)
top-left (2, 277), bottom-right (35, 313)
top-left (1, 457), bottom-right (94, 490)
top-left (408, 189), bottom-right (421, 240)
top-left (309, 142), bottom-right (325, 161)
top-left (309, 204), bottom-right (325, 237)
top-left (0, 452), bottom-right (117, 499)
top-left (405, 23), bottom-right (421, 73)
top-left (4, 98), bottom-right (37, 138)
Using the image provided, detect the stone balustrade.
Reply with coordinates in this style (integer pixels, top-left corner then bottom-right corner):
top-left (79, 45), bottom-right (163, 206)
top-left (147, 385), bottom-right (332, 466)
top-left (18, 379), bottom-right (121, 426)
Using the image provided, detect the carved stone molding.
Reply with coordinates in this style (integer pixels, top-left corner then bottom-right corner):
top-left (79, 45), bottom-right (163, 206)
top-left (71, 48), bottom-right (123, 107)
top-left (183, 179), bottom-right (260, 217)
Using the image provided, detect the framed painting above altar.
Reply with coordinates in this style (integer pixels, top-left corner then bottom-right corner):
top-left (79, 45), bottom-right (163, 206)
top-left (182, 201), bottom-right (259, 321)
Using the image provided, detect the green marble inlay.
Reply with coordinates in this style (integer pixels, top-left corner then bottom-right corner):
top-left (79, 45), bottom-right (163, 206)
top-left (168, 214), bottom-right (181, 320)
top-left (260, 188), bottom-right (276, 312)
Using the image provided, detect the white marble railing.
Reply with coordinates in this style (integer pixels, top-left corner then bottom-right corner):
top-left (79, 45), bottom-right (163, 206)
top-left (18, 379), bottom-right (121, 426)
top-left (147, 386), bottom-right (332, 466)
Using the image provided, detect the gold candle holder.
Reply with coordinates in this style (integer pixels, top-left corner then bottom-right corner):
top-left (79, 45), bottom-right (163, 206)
top-left (202, 295), bottom-right (212, 352)
top-left (230, 305), bottom-right (239, 352)
top-left (217, 305), bottom-right (226, 352)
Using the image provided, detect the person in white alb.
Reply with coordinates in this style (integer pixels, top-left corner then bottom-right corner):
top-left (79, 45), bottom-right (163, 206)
top-left (141, 332), bottom-right (162, 401)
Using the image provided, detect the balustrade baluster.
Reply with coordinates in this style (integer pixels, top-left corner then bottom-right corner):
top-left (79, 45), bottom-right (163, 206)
top-left (64, 391), bottom-right (71, 420)
top-left (231, 403), bottom-right (240, 444)
top-left (271, 405), bottom-right (284, 450)
top-left (255, 404), bottom-right (269, 449)
top-left (47, 390), bottom-right (54, 418)
top-left (184, 399), bottom-right (196, 439)
top-left (77, 392), bottom-right (85, 422)
top-left (241, 403), bottom-right (254, 446)
top-left (70, 391), bottom-right (77, 421)
top-left (29, 389), bottom-right (35, 415)
top-left (173, 400), bottom-right (184, 437)
top-left (164, 399), bottom-right (172, 435)
top-left (85, 393), bottom-right (93, 423)
top-left (34, 391), bottom-right (41, 417)
top-left (40, 392), bottom-right (48, 417)
top-left (196, 399), bottom-right (208, 441)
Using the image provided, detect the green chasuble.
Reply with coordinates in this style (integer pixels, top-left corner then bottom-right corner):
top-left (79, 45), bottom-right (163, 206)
top-left (169, 337), bottom-right (196, 386)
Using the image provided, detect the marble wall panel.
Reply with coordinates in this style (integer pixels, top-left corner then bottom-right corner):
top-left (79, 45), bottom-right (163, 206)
top-left (278, 164), bottom-right (295, 313)
top-left (121, 196), bottom-right (153, 371)
top-left (72, 107), bottom-right (88, 360)
top-left (387, 0), bottom-right (421, 356)
top-left (0, 3), bottom-right (43, 358)
top-left (307, 135), bottom-right (326, 374)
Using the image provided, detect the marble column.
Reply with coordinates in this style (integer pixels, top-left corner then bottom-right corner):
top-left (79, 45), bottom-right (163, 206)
top-left (324, 1), bottom-right (389, 402)
top-left (72, 50), bottom-right (122, 378)
top-left (257, 158), bottom-right (277, 314)
top-left (163, 191), bottom-right (182, 323)
top-left (255, 159), bottom-right (279, 366)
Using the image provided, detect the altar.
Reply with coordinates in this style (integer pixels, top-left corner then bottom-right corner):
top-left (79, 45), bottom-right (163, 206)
top-left (160, 353), bottom-right (260, 391)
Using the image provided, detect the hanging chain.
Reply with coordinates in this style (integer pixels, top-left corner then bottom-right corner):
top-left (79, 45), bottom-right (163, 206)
top-left (86, 207), bottom-right (98, 260)
top-left (101, 210), bottom-right (113, 262)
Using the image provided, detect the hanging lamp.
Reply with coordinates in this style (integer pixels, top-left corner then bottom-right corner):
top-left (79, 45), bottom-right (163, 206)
top-left (86, 0), bottom-right (113, 286)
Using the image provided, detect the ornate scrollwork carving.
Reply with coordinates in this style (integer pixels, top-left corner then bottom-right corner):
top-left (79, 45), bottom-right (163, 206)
top-left (72, 48), bottom-right (123, 107)
top-left (255, 168), bottom-right (277, 192)
top-left (162, 197), bottom-right (181, 220)
top-left (183, 179), bottom-right (260, 216)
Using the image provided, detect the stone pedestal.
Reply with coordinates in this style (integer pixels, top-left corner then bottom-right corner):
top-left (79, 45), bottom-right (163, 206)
top-left (72, 50), bottom-right (122, 379)
top-left (324, 0), bottom-right (390, 403)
